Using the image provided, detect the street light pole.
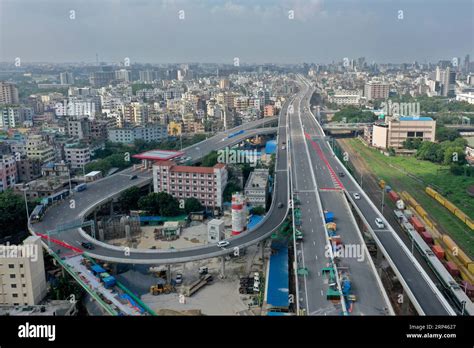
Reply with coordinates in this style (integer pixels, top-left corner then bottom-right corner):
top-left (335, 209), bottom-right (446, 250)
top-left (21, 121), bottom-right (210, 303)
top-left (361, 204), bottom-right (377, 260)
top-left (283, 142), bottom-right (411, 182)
top-left (22, 187), bottom-right (29, 221)
top-left (381, 188), bottom-right (385, 214)
top-left (68, 169), bottom-right (73, 194)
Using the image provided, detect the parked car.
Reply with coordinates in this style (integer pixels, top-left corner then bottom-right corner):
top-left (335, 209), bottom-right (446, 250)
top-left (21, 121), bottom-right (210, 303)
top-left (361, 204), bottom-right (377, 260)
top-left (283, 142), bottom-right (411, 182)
top-left (175, 273), bottom-right (183, 284)
top-left (375, 218), bottom-right (385, 229)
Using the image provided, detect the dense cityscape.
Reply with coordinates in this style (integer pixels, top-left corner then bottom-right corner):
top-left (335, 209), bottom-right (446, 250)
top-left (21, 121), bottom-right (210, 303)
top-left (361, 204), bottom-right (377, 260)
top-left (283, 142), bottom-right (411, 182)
top-left (0, 0), bottom-right (472, 346)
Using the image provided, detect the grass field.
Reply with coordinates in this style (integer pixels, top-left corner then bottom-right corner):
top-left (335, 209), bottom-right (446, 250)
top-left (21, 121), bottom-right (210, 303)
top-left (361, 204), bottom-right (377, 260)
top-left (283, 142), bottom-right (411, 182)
top-left (346, 138), bottom-right (473, 258)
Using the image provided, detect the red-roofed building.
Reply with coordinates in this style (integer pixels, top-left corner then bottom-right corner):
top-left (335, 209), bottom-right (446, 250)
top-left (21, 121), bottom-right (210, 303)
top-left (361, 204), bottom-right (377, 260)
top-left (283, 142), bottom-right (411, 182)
top-left (153, 161), bottom-right (228, 209)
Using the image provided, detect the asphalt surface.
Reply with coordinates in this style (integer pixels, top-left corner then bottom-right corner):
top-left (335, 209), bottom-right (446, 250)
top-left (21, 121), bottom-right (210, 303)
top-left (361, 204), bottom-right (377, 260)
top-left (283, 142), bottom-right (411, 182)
top-left (29, 110), bottom-right (287, 264)
top-left (298, 77), bottom-right (454, 316)
top-left (290, 85), bottom-right (388, 315)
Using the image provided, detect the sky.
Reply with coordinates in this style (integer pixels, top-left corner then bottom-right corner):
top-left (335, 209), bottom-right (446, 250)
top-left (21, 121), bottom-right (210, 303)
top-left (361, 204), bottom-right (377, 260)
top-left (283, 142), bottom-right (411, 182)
top-left (0, 0), bottom-right (472, 64)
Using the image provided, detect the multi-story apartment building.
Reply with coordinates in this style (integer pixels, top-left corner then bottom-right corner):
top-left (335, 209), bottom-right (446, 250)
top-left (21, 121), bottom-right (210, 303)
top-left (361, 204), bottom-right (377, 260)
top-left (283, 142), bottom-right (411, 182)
top-left (364, 81), bottom-right (390, 100)
top-left (153, 162), bottom-right (227, 209)
top-left (0, 155), bottom-right (17, 192)
top-left (0, 106), bottom-right (34, 129)
top-left (264, 105), bottom-right (275, 116)
top-left (244, 168), bottom-right (269, 208)
top-left (371, 116), bottom-right (436, 149)
top-left (66, 117), bottom-right (91, 141)
top-left (0, 236), bottom-right (47, 305)
top-left (26, 135), bottom-right (55, 164)
top-left (0, 81), bottom-right (19, 104)
top-left (59, 72), bottom-right (74, 85)
top-left (64, 144), bottom-right (91, 169)
top-left (16, 157), bottom-right (42, 183)
top-left (122, 102), bottom-right (148, 126)
top-left (108, 124), bottom-right (167, 144)
top-left (328, 89), bottom-right (363, 105)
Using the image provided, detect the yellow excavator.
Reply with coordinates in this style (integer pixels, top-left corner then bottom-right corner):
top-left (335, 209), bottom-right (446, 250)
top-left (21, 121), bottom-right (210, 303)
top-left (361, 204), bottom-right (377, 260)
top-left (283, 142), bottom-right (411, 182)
top-left (150, 283), bottom-right (174, 295)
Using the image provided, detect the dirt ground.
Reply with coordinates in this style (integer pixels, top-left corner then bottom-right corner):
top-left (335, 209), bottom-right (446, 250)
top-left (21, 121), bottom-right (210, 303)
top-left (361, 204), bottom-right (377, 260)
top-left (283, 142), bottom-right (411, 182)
top-left (108, 215), bottom-right (235, 250)
top-left (138, 242), bottom-right (269, 315)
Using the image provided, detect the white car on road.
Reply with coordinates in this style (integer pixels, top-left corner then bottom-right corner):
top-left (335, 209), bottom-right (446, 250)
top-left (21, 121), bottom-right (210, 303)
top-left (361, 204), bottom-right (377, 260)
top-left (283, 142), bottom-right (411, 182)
top-left (375, 218), bottom-right (385, 229)
top-left (217, 240), bottom-right (230, 248)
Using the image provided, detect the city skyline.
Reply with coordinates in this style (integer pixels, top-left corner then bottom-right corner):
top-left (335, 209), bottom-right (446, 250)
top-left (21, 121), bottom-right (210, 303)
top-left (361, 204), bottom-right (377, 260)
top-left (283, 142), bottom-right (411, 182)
top-left (0, 0), bottom-right (473, 64)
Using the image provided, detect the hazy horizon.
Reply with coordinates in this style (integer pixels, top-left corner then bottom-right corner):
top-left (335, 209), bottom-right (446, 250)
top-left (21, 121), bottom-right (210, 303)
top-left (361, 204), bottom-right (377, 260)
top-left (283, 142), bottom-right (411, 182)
top-left (0, 0), bottom-right (473, 64)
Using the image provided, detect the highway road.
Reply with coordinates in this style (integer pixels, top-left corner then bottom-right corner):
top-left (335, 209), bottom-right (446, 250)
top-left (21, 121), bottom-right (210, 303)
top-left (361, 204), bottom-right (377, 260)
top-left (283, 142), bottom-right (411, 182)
top-left (290, 84), bottom-right (389, 315)
top-left (29, 108), bottom-right (287, 264)
top-left (297, 76), bottom-right (455, 316)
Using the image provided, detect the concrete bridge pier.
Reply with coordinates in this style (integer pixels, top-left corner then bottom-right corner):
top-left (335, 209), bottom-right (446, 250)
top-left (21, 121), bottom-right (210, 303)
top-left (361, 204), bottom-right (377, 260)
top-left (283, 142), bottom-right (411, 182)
top-left (400, 289), bottom-right (410, 315)
top-left (220, 256), bottom-right (226, 279)
top-left (167, 264), bottom-right (171, 284)
top-left (376, 247), bottom-right (384, 278)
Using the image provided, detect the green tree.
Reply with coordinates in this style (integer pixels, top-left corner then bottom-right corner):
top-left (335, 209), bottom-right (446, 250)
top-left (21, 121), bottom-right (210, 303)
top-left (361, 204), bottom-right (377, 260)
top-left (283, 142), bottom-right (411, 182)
top-left (332, 106), bottom-right (377, 123)
top-left (251, 206), bottom-right (266, 215)
top-left (0, 190), bottom-right (28, 238)
top-left (184, 197), bottom-right (204, 214)
top-left (138, 192), bottom-right (182, 216)
top-left (118, 187), bottom-right (142, 212)
top-left (138, 193), bottom-right (162, 215)
top-left (436, 126), bottom-right (460, 142)
top-left (443, 146), bottom-right (466, 165)
top-left (201, 151), bottom-right (219, 167)
top-left (223, 182), bottom-right (241, 202)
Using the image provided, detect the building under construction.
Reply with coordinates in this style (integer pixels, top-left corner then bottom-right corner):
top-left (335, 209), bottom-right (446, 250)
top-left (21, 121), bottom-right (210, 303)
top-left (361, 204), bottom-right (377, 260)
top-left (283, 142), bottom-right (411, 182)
top-left (97, 213), bottom-right (141, 241)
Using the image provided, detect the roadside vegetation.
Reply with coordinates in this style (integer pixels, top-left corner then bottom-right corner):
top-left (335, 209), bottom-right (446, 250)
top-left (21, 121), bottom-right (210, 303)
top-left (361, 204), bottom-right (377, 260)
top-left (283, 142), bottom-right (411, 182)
top-left (344, 138), bottom-right (473, 257)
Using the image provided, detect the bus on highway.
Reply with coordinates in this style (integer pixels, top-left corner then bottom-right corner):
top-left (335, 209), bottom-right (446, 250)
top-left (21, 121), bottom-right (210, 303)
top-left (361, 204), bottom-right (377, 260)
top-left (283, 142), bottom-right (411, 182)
top-left (75, 183), bottom-right (87, 192)
top-left (31, 204), bottom-right (45, 224)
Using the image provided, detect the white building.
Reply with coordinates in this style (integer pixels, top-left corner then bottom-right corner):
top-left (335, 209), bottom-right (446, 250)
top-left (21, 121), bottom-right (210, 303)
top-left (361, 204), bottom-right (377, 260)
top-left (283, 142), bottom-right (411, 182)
top-left (108, 124), bottom-right (168, 144)
top-left (244, 168), bottom-right (269, 208)
top-left (328, 89), bottom-right (363, 105)
top-left (0, 236), bottom-right (47, 305)
top-left (207, 219), bottom-right (224, 243)
top-left (456, 92), bottom-right (474, 104)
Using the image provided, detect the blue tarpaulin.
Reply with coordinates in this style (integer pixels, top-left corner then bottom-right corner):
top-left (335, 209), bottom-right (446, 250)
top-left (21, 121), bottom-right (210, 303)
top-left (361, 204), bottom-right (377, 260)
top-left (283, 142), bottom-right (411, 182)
top-left (266, 244), bottom-right (289, 309)
top-left (91, 265), bottom-right (106, 275)
top-left (265, 140), bottom-right (277, 154)
top-left (248, 214), bottom-right (264, 230)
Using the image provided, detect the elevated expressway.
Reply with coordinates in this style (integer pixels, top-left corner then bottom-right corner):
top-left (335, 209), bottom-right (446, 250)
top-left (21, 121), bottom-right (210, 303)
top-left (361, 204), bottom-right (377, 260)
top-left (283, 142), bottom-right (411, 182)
top-left (29, 107), bottom-right (288, 264)
top-left (297, 76), bottom-right (456, 316)
top-left (289, 85), bottom-right (391, 315)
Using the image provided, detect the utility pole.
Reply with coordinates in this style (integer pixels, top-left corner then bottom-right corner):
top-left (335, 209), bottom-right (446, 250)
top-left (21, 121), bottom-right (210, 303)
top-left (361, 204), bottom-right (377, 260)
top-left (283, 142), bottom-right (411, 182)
top-left (22, 186), bottom-right (30, 220)
top-left (381, 188), bottom-right (385, 214)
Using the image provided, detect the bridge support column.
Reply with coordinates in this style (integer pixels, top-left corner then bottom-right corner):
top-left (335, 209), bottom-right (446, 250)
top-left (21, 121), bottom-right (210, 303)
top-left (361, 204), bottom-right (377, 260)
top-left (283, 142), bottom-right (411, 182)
top-left (376, 247), bottom-right (384, 278)
top-left (167, 264), bottom-right (171, 284)
top-left (401, 289), bottom-right (410, 315)
top-left (220, 256), bottom-right (226, 279)
top-left (98, 228), bottom-right (104, 242)
top-left (110, 200), bottom-right (114, 217)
